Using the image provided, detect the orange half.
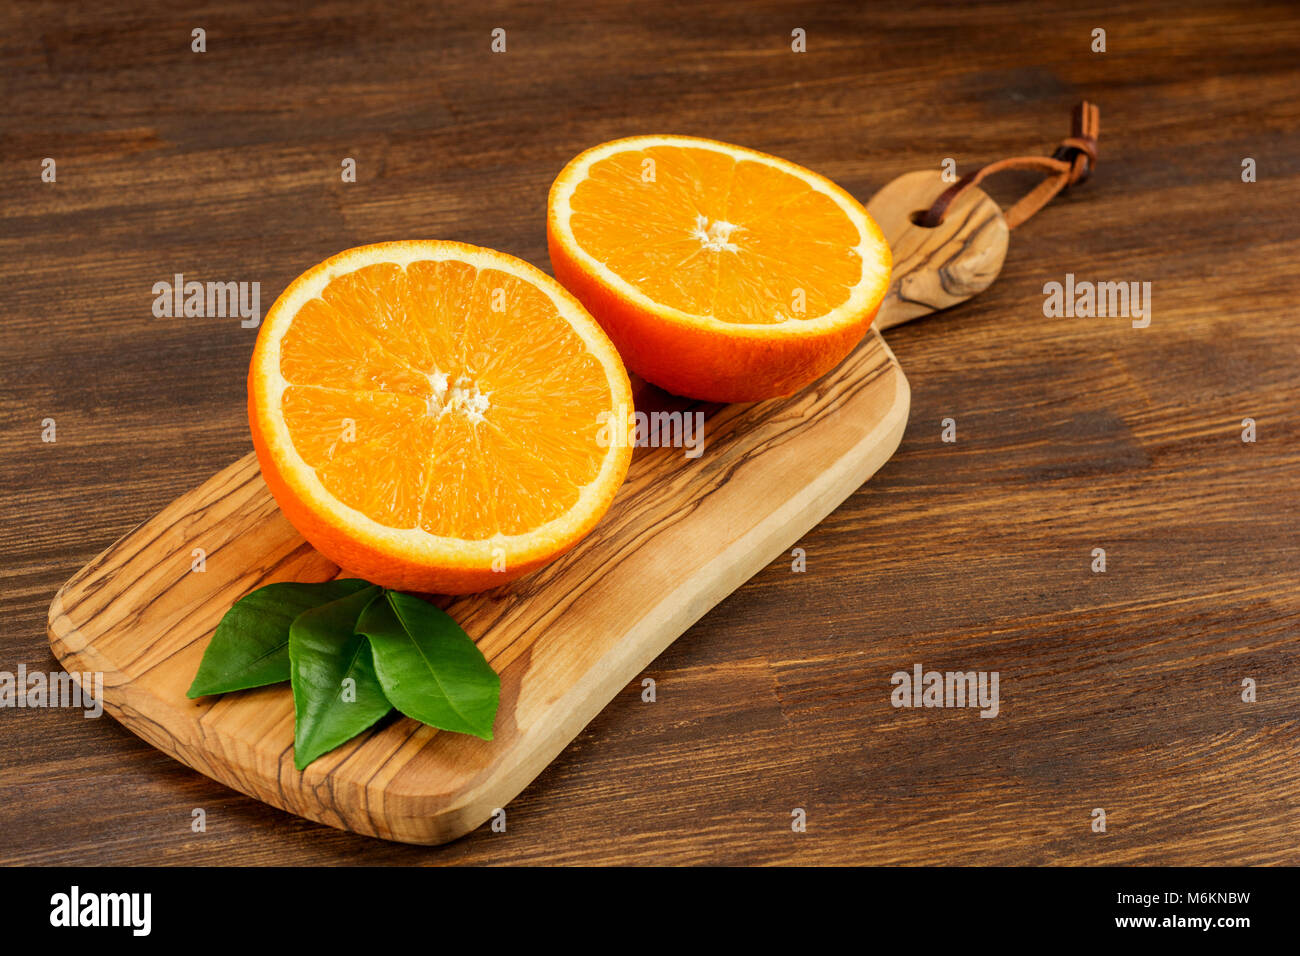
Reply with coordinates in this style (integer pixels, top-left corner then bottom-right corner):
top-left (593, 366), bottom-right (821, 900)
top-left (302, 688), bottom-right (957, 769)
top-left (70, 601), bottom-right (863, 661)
top-left (248, 241), bottom-right (634, 594)
top-left (548, 135), bottom-right (891, 402)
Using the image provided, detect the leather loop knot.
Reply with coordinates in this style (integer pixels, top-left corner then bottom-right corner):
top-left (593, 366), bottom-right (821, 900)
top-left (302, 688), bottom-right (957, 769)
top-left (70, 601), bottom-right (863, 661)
top-left (919, 101), bottom-right (1100, 230)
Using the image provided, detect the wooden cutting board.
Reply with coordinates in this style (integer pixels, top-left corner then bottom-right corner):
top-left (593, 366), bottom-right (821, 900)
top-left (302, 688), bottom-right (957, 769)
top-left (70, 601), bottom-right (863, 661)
top-left (47, 170), bottom-right (1005, 844)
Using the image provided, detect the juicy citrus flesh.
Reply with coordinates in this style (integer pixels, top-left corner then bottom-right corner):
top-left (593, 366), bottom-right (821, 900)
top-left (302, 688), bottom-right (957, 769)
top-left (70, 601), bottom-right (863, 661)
top-left (249, 241), bottom-right (634, 594)
top-left (277, 261), bottom-right (611, 536)
top-left (548, 135), bottom-right (892, 401)
top-left (569, 145), bottom-right (867, 323)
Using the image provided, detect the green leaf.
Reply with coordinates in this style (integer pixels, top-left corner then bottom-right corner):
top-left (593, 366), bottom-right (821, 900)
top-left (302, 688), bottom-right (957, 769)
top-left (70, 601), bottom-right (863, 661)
top-left (288, 585), bottom-right (391, 770)
top-left (187, 579), bottom-right (373, 698)
top-left (358, 591), bottom-right (500, 740)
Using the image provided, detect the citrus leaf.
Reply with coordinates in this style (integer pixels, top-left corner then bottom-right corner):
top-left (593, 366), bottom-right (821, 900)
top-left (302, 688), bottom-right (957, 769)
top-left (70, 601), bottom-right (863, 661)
top-left (358, 591), bottom-right (500, 740)
top-left (187, 579), bottom-right (372, 698)
top-left (288, 585), bottom-right (391, 770)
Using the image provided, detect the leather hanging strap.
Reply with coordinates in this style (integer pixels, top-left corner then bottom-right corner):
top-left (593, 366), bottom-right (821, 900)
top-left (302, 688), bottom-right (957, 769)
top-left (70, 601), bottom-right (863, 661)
top-left (918, 101), bottom-right (1100, 230)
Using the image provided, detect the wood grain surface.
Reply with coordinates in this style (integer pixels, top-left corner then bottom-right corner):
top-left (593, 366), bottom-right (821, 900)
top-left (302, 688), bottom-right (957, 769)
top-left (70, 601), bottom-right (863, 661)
top-left (868, 170), bottom-right (1009, 330)
top-left (3, 0), bottom-right (1299, 865)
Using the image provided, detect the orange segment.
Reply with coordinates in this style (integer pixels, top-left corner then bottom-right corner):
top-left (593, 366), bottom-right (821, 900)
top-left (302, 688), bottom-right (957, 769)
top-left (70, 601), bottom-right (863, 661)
top-left (279, 297), bottom-right (433, 396)
top-left (316, 420), bottom-right (436, 531)
top-left (548, 135), bottom-right (892, 401)
top-left (279, 385), bottom-right (426, 469)
top-left (248, 241), bottom-right (634, 594)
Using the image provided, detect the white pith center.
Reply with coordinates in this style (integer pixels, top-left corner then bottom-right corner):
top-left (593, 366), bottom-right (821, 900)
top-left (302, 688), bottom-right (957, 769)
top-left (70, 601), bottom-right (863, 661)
top-left (425, 370), bottom-right (490, 423)
top-left (692, 215), bottom-right (741, 252)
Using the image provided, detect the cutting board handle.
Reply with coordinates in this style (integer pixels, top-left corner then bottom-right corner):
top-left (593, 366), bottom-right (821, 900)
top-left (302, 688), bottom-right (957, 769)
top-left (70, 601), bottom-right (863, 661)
top-left (866, 102), bottom-right (1098, 332)
top-left (866, 169), bottom-right (1010, 331)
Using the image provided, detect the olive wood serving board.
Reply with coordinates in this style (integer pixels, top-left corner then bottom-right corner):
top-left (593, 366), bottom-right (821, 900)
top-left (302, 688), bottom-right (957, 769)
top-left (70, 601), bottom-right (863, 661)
top-left (47, 170), bottom-right (1005, 844)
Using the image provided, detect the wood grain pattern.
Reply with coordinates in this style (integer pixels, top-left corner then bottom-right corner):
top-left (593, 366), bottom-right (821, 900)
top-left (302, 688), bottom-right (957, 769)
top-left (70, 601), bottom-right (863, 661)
top-left (5, 0), bottom-right (1300, 865)
top-left (868, 171), bottom-right (1009, 331)
top-left (47, 337), bottom-right (908, 844)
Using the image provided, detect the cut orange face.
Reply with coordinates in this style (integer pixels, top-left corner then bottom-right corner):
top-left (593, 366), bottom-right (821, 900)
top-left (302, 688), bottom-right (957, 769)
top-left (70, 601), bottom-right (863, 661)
top-left (248, 241), bottom-right (634, 594)
top-left (547, 135), bottom-right (892, 402)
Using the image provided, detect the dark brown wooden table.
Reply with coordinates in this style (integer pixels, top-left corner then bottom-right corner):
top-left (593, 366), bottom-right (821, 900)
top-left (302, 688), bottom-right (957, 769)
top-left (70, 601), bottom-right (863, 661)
top-left (3, 0), bottom-right (1298, 866)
